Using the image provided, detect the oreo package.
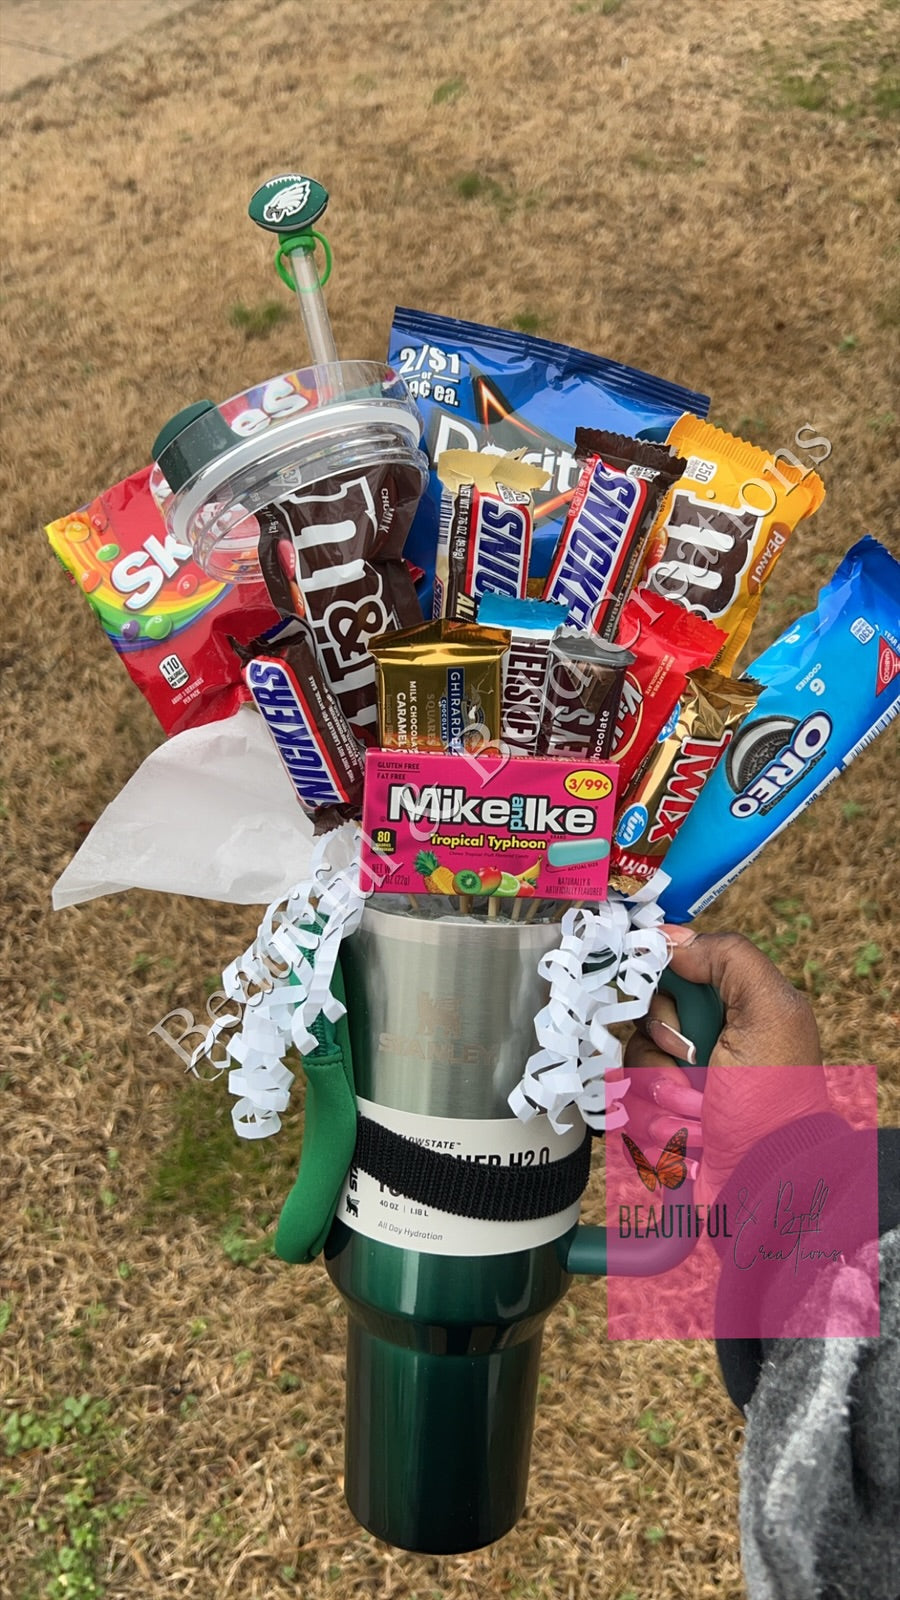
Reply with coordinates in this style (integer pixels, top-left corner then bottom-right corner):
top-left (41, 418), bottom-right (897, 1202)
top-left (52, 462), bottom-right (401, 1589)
top-left (660, 536), bottom-right (900, 922)
top-left (388, 308), bottom-right (709, 608)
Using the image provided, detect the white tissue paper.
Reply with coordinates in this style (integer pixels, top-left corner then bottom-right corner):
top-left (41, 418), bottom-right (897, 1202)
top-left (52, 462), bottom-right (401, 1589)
top-left (52, 706), bottom-right (315, 908)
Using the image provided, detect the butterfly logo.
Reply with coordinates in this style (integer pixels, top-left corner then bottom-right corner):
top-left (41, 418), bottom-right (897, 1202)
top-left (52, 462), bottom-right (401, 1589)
top-left (622, 1128), bottom-right (688, 1192)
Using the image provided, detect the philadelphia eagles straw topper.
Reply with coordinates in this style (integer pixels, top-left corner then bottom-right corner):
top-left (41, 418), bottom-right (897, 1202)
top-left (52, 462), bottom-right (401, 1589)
top-left (248, 174), bottom-right (329, 235)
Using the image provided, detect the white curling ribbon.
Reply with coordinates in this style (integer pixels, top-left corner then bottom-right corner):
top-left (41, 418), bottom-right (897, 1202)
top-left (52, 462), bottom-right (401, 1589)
top-left (631, 899), bottom-right (666, 930)
top-left (637, 868), bottom-right (671, 905)
top-left (188, 823), bottom-right (366, 1138)
top-left (241, 1012), bottom-right (285, 1054)
top-left (509, 891), bottom-right (673, 1131)
top-left (231, 1099), bottom-right (282, 1140)
top-left (264, 984), bottom-right (312, 1017)
top-left (226, 1053), bottom-right (294, 1091)
top-left (291, 1013), bottom-right (321, 1058)
top-left (269, 925), bottom-right (315, 970)
top-left (216, 1031), bottom-right (249, 1067)
top-left (507, 1083), bottom-right (538, 1122)
top-left (228, 1068), bottom-right (292, 1113)
top-left (535, 1063), bottom-right (584, 1099)
top-left (222, 958), bottom-right (249, 1001)
top-left (188, 1013), bottom-right (238, 1073)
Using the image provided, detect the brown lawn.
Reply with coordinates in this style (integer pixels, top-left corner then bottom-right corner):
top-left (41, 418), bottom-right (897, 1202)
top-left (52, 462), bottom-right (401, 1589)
top-left (1, 0), bottom-right (897, 1595)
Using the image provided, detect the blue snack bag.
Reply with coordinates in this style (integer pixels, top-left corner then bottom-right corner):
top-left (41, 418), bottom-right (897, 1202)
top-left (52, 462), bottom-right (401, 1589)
top-left (660, 536), bottom-right (900, 922)
top-left (388, 308), bottom-right (709, 606)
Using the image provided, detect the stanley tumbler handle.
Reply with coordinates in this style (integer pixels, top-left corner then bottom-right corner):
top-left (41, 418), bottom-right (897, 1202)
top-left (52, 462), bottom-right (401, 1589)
top-left (562, 974), bottom-right (724, 1278)
top-left (658, 969), bottom-right (724, 1084)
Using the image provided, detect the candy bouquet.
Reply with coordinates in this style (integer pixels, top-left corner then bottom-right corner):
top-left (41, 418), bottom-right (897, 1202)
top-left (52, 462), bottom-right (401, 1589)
top-left (45, 174), bottom-right (900, 1554)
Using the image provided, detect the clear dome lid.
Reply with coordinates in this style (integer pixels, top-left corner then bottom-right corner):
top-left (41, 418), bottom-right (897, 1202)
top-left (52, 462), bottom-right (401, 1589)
top-left (151, 361), bottom-right (427, 583)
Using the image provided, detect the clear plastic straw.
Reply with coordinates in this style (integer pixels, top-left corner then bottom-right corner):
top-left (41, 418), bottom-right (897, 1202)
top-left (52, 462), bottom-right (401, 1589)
top-left (288, 244), bottom-right (340, 367)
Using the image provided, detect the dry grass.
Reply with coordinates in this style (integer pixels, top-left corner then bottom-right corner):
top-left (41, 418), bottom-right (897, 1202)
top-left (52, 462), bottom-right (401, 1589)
top-left (1, 0), bottom-right (898, 1595)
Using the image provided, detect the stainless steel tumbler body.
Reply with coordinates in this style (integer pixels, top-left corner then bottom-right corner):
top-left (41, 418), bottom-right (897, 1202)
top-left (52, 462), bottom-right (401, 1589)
top-left (342, 900), bottom-right (562, 1116)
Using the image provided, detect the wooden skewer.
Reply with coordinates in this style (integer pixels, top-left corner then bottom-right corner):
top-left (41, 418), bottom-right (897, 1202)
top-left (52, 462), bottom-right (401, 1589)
top-left (524, 898), bottom-right (540, 923)
top-left (459, 894), bottom-right (473, 916)
top-left (551, 898), bottom-right (584, 922)
top-left (511, 898), bottom-right (525, 923)
top-left (488, 897), bottom-right (500, 921)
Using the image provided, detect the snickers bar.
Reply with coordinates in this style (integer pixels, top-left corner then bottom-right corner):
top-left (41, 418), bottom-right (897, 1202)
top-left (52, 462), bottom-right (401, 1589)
top-left (434, 449), bottom-right (549, 621)
top-left (542, 430), bottom-right (685, 641)
top-left (235, 626), bottom-right (364, 823)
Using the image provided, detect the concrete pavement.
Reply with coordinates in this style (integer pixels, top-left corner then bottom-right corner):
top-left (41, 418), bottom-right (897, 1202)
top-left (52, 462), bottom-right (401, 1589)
top-left (0, 0), bottom-right (197, 93)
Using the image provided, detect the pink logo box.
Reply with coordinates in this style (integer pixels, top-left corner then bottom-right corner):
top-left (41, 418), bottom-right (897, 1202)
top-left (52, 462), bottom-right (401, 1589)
top-left (361, 751), bottom-right (619, 902)
top-left (604, 1063), bottom-right (880, 1341)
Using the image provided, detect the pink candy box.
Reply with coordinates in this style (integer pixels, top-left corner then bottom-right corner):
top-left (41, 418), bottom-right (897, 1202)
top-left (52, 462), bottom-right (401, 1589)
top-left (360, 751), bottom-right (619, 900)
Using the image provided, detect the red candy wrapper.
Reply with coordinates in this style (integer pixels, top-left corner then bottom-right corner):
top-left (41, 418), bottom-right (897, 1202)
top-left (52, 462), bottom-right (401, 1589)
top-left (611, 590), bottom-right (727, 793)
top-left (610, 667), bottom-right (760, 892)
top-left (45, 466), bottom-right (280, 736)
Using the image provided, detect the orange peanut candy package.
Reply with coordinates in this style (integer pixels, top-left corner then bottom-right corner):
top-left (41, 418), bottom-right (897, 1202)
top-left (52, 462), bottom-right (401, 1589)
top-left (637, 413), bottom-right (826, 673)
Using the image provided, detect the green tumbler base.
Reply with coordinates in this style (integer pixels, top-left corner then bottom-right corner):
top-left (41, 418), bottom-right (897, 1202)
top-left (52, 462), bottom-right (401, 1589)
top-left (344, 1317), bottom-right (543, 1554)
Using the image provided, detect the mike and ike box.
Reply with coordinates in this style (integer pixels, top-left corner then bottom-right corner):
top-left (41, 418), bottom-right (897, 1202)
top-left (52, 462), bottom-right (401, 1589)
top-left (360, 750), bottom-right (619, 901)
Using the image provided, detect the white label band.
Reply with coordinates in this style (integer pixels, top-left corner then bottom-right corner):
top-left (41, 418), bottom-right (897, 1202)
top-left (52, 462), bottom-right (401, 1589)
top-left (338, 1098), bottom-right (585, 1257)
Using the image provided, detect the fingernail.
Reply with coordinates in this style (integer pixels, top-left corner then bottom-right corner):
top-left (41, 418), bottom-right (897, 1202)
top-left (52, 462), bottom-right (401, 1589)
top-left (662, 924), bottom-right (697, 948)
top-left (647, 1073), bottom-right (704, 1116)
top-left (647, 1018), bottom-right (698, 1065)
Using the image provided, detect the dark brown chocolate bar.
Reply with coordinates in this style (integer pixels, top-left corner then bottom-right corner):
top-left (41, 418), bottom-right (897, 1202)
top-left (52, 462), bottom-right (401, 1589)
top-left (538, 629), bottom-right (634, 760)
top-left (257, 461), bottom-right (424, 740)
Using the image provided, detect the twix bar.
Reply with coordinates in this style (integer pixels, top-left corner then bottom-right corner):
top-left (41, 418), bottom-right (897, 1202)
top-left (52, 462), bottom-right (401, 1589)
top-left (610, 666), bottom-right (760, 892)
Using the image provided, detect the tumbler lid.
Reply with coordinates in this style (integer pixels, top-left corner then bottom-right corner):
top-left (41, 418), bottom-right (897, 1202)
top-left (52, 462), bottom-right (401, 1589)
top-left (151, 400), bottom-right (239, 492)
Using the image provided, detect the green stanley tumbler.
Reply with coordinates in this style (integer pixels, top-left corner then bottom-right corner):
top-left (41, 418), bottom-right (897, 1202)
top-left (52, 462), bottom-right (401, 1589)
top-left (324, 904), bottom-right (600, 1553)
top-left (322, 904), bottom-right (720, 1554)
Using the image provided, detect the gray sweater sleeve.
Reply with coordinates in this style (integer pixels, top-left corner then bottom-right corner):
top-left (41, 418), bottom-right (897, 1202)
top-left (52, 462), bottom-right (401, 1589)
top-left (716, 1126), bottom-right (900, 1600)
top-left (739, 1223), bottom-right (899, 1600)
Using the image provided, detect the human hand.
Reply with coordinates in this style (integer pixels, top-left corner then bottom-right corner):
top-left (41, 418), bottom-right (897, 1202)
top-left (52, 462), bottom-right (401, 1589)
top-left (622, 928), bottom-right (829, 1208)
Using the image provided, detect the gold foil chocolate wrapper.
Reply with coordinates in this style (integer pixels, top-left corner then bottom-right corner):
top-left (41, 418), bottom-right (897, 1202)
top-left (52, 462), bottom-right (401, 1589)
top-left (609, 666), bottom-right (761, 892)
top-left (370, 620), bottom-right (509, 754)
